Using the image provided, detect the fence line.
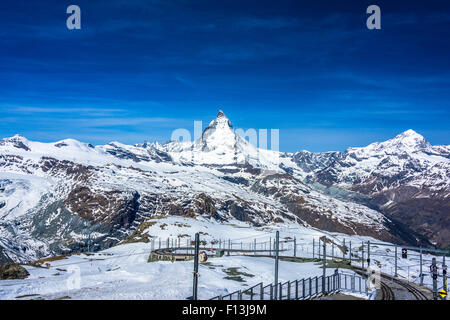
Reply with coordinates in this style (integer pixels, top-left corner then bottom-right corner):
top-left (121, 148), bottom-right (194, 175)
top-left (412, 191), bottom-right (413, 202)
top-left (210, 271), bottom-right (369, 300)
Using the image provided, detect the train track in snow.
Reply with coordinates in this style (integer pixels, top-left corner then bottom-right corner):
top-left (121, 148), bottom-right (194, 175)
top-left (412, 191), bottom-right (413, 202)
top-left (152, 246), bottom-right (432, 300)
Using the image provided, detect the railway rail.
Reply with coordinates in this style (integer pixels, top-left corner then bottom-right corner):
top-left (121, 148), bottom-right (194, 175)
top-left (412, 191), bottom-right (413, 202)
top-left (351, 266), bottom-right (430, 300)
top-left (384, 274), bottom-right (429, 300)
top-left (380, 281), bottom-right (395, 300)
top-left (149, 246), bottom-right (432, 300)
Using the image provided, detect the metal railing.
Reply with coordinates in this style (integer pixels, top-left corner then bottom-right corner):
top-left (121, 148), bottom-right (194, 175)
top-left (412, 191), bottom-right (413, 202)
top-left (210, 271), bottom-right (368, 300)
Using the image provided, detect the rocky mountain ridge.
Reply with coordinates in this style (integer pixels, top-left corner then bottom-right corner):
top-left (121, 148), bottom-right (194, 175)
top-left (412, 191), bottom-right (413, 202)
top-left (0, 111), bottom-right (447, 264)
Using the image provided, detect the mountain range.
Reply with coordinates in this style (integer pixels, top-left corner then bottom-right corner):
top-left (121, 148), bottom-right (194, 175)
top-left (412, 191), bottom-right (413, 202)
top-left (0, 110), bottom-right (448, 264)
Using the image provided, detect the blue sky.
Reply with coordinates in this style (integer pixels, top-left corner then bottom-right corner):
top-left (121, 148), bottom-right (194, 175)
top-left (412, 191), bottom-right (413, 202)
top-left (0, 0), bottom-right (449, 152)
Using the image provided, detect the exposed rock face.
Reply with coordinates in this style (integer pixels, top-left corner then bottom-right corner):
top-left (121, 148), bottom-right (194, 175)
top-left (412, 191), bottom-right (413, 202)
top-left (371, 190), bottom-right (450, 248)
top-left (103, 142), bottom-right (173, 163)
top-left (292, 151), bottom-right (341, 173)
top-left (0, 262), bottom-right (29, 280)
top-left (250, 173), bottom-right (404, 243)
top-left (0, 248), bottom-right (13, 266)
top-left (64, 187), bottom-right (140, 228)
top-left (189, 193), bottom-right (218, 219)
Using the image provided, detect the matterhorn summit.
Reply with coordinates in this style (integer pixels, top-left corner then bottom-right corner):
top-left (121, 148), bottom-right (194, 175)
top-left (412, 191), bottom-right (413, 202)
top-left (195, 110), bottom-right (237, 153)
top-left (176, 110), bottom-right (279, 168)
top-left (206, 110), bottom-right (233, 130)
top-left (186, 110), bottom-right (259, 165)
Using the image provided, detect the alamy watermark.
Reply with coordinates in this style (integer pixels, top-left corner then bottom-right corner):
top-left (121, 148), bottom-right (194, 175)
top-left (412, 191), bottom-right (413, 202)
top-left (66, 4), bottom-right (381, 31)
top-left (367, 266), bottom-right (382, 291)
top-left (66, 5), bottom-right (81, 30)
top-left (66, 265), bottom-right (81, 291)
top-left (366, 5), bottom-right (381, 30)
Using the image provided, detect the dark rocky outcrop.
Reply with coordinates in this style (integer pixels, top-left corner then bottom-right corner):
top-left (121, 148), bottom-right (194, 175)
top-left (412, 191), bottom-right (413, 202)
top-left (64, 187), bottom-right (140, 228)
top-left (0, 263), bottom-right (29, 280)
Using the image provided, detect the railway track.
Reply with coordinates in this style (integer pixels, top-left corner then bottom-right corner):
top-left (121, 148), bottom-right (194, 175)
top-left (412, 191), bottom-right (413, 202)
top-left (152, 246), bottom-right (431, 300)
top-left (380, 281), bottom-right (395, 300)
top-left (385, 275), bottom-right (428, 300)
top-left (352, 265), bottom-right (429, 300)
top-left (352, 266), bottom-right (395, 300)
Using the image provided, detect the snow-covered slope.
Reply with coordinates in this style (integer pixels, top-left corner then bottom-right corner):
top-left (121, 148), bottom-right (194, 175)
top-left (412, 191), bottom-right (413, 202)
top-left (315, 130), bottom-right (449, 189)
top-left (313, 130), bottom-right (450, 247)
top-left (0, 112), bottom-right (443, 265)
top-left (0, 216), bottom-right (441, 300)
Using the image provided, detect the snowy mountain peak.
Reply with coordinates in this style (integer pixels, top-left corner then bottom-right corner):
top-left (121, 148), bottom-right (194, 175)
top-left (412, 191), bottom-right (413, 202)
top-left (206, 110), bottom-right (233, 130)
top-left (10, 134), bottom-right (27, 140)
top-left (3, 134), bottom-right (29, 143)
top-left (216, 109), bottom-right (227, 120)
top-left (54, 138), bottom-right (95, 149)
top-left (197, 110), bottom-right (237, 154)
top-left (160, 110), bottom-right (282, 168)
top-left (400, 129), bottom-right (420, 136)
top-left (0, 134), bottom-right (31, 151)
top-left (347, 129), bottom-right (431, 155)
top-left (384, 129), bottom-right (430, 151)
top-left (393, 129), bottom-right (426, 142)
